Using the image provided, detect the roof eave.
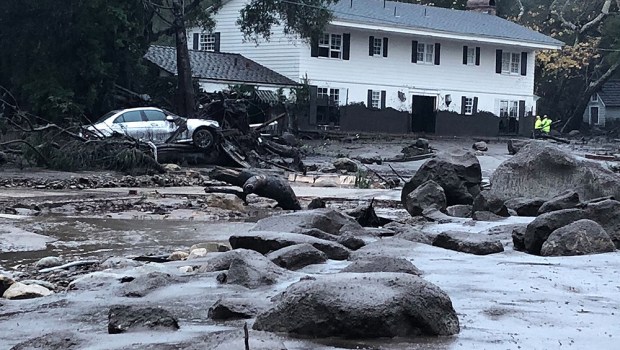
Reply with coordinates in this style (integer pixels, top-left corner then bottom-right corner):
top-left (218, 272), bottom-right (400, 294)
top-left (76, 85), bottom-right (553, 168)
top-left (330, 19), bottom-right (563, 50)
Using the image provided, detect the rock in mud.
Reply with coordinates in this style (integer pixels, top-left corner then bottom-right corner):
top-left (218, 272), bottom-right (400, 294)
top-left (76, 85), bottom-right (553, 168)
top-left (336, 234), bottom-right (366, 250)
top-left (250, 208), bottom-right (363, 235)
top-left (342, 257), bottom-right (422, 275)
top-left (401, 151), bottom-right (482, 206)
top-left (34, 256), bottom-right (64, 269)
top-left (350, 238), bottom-right (421, 260)
top-left (3, 282), bottom-right (53, 300)
top-left (512, 226), bottom-right (527, 251)
top-left (208, 297), bottom-right (262, 320)
top-left (253, 273), bottom-right (459, 338)
top-left (120, 271), bottom-right (180, 297)
top-left (404, 180), bottom-right (446, 217)
top-left (491, 142), bottom-right (620, 202)
top-left (190, 242), bottom-right (230, 253)
top-left (472, 211), bottom-right (507, 222)
top-left (507, 139), bottom-right (529, 155)
top-left (307, 197), bottom-right (326, 209)
top-left (267, 243), bottom-right (328, 270)
top-left (540, 219), bottom-right (616, 256)
top-left (473, 191), bottom-right (509, 217)
top-left (333, 157), bottom-right (359, 172)
top-left (432, 231), bottom-right (504, 255)
top-left (100, 257), bottom-right (142, 270)
top-left (355, 152), bottom-right (382, 165)
top-left (473, 141), bottom-right (488, 151)
top-left (446, 204), bottom-right (472, 218)
top-left (205, 194), bottom-right (246, 212)
top-left (226, 255), bottom-right (289, 289)
top-left (243, 174), bottom-right (301, 210)
top-left (9, 332), bottom-right (83, 350)
top-left (230, 231), bottom-right (350, 260)
top-left (538, 190), bottom-right (581, 214)
top-left (386, 222), bottom-right (436, 245)
top-left (108, 306), bottom-right (179, 334)
top-left (585, 199), bottom-right (620, 248)
top-left (168, 251), bottom-right (189, 261)
top-left (197, 249), bottom-right (266, 273)
top-left (504, 197), bottom-right (546, 216)
top-left (523, 208), bottom-right (588, 255)
top-left (0, 274), bottom-right (15, 295)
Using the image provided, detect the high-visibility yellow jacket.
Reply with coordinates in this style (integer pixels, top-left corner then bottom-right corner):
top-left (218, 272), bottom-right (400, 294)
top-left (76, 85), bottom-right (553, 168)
top-left (542, 118), bottom-right (551, 133)
top-left (534, 119), bottom-right (543, 130)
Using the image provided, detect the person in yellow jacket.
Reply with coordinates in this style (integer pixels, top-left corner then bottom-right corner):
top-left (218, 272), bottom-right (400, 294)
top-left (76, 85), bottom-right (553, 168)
top-left (541, 115), bottom-right (552, 134)
top-left (533, 115), bottom-right (543, 138)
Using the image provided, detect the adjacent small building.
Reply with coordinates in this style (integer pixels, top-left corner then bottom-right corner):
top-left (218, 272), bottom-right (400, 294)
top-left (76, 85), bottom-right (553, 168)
top-left (583, 80), bottom-right (620, 127)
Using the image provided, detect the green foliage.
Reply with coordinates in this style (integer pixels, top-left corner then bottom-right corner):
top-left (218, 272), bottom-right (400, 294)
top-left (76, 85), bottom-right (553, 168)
top-left (354, 169), bottom-right (371, 189)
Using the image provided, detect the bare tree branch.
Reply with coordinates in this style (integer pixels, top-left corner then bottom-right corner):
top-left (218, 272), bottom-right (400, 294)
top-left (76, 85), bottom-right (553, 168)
top-left (516, 0), bottom-right (525, 21)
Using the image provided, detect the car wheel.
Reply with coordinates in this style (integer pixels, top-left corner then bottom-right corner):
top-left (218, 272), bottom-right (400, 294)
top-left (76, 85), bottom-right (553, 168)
top-left (192, 128), bottom-right (216, 150)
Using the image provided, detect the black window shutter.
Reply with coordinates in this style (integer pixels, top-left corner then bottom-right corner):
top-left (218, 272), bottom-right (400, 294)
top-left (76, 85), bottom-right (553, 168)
top-left (434, 43), bottom-right (441, 65)
top-left (367, 90), bottom-right (373, 108)
top-left (383, 37), bottom-right (388, 57)
top-left (461, 96), bottom-right (467, 114)
top-left (473, 97), bottom-right (479, 113)
top-left (521, 52), bottom-right (528, 76)
top-left (368, 36), bottom-right (374, 56)
top-left (310, 35), bottom-right (319, 57)
top-left (496, 49), bottom-right (503, 74)
top-left (463, 46), bottom-right (468, 65)
top-left (475, 47), bottom-right (481, 66)
top-left (411, 40), bottom-right (418, 63)
top-left (343, 33), bottom-right (351, 60)
top-left (214, 32), bottom-right (221, 52)
top-left (309, 86), bottom-right (318, 124)
top-left (380, 91), bottom-right (386, 109)
top-left (192, 33), bottom-right (199, 50)
top-left (518, 100), bottom-right (526, 118)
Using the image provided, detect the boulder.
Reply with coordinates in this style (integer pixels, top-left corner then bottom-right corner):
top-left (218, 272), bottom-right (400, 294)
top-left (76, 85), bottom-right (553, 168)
top-left (473, 191), bottom-right (509, 217)
top-left (472, 211), bottom-right (507, 222)
top-left (446, 205), bottom-right (472, 218)
top-left (540, 219), bottom-right (616, 256)
top-left (100, 257), bottom-right (142, 270)
top-left (523, 208), bottom-right (588, 255)
top-left (354, 152), bottom-right (382, 165)
top-left (208, 298), bottom-right (262, 320)
top-left (507, 139), bottom-right (529, 155)
top-left (197, 249), bottom-right (267, 273)
top-left (473, 141), bottom-right (488, 151)
top-left (385, 222), bottom-right (436, 245)
top-left (34, 256), bottom-right (63, 269)
top-left (0, 274), bottom-right (14, 295)
top-left (491, 142), bottom-right (620, 202)
top-left (163, 163), bottom-right (182, 172)
top-left (266, 244), bottom-right (328, 270)
top-left (253, 273), bottom-right (459, 337)
top-left (422, 207), bottom-right (461, 223)
top-left (350, 238), bottom-right (421, 260)
top-left (402, 151), bottom-right (482, 206)
top-left (205, 194), bottom-right (246, 212)
top-left (230, 231), bottom-right (350, 260)
top-left (108, 306), bottom-right (179, 334)
top-left (336, 235), bottom-right (366, 250)
top-left (401, 139), bottom-right (431, 157)
top-left (583, 199), bottom-right (620, 248)
top-left (9, 332), bottom-right (83, 350)
top-left (189, 242), bottom-right (230, 253)
top-left (512, 226), bottom-right (527, 251)
top-left (120, 271), bottom-right (179, 297)
top-left (226, 255), bottom-right (288, 289)
top-left (341, 257), bottom-right (422, 275)
top-left (404, 180), bottom-right (447, 217)
top-left (250, 209), bottom-right (363, 235)
top-left (538, 190), bottom-right (581, 215)
top-left (3, 282), bottom-right (53, 300)
top-left (333, 158), bottom-right (359, 172)
top-left (504, 197), bottom-right (546, 216)
top-left (20, 279), bottom-right (55, 290)
top-left (432, 231), bottom-right (504, 255)
top-left (307, 198), bottom-right (326, 209)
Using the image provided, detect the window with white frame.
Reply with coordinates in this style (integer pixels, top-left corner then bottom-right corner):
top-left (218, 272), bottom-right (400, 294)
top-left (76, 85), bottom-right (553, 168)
top-left (330, 89), bottom-right (340, 105)
top-left (501, 52), bottom-right (520, 74)
top-left (318, 88), bottom-right (329, 100)
top-left (499, 100), bottom-right (519, 117)
top-left (591, 94), bottom-right (598, 102)
top-left (318, 88), bottom-right (340, 105)
top-left (199, 33), bottom-right (216, 51)
top-left (318, 33), bottom-right (342, 59)
top-left (373, 37), bottom-right (383, 56)
top-left (417, 43), bottom-right (434, 63)
top-left (371, 90), bottom-right (381, 108)
top-left (466, 47), bottom-right (476, 65)
top-left (464, 97), bottom-right (474, 115)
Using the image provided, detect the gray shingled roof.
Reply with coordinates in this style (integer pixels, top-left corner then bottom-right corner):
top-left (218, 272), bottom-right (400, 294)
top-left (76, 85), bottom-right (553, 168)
top-left (144, 45), bottom-right (297, 86)
top-left (330, 0), bottom-right (563, 47)
top-left (598, 80), bottom-right (620, 107)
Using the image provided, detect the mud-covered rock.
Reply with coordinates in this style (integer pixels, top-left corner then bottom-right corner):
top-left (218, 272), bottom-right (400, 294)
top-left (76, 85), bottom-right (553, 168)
top-left (34, 256), bottom-right (64, 269)
top-left (230, 231), bottom-right (350, 260)
top-left (432, 231), bottom-right (504, 255)
top-left (473, 191), bottom-right (509, 217)
top-left (226, 254), bottom-right (289, 289)
top-left (336, 234), bottom-right (366, 250)
top-left (507, 139), bottom-right (529, 155)
top-left (108, 306), bottom-right (179, 334)
top-left (208, 298), bottom-right (262, 320)
top-left (472, 211), bottom-right (507, 222)
top-left (197, 249), bottom-right (265, 273)
top-left (473, 141), bottom-right (488, 151)
top-left (523, 208), bottom-right (588, 255)
top-left (333, 158), bottom-right (359, 172)
top-left (404, 180), bottom-right (446, 216)
top-left (120, 271), bottom-right (180, 297)
top-left (251, 209), bottom-right (363, 235)
top-left (354, 152), bottom-right (382, 165)
top-left (205, 194), bottom-right (246, 212)
top-left (3, 282), bottom-right (53, 300)
top-left (384, 222), bottom-right (436, 245)
top-left (504, 197), bottom-right (546, 216)
top-left (350, 238), bottom-right (421, 260)
top-left (266, 243), bottom-right (328, 270)
top-left (9, 332), bottom-right (83, 350)
top-left (446, 204), bottom-right (472, 218)
top-left (253, 273), bottom-right (459, 338)
top-left (307, 198), bottom-right (326, 209)
top-left (0, 274), bottom-right (15, 295)
top-left (512, 226), bottom-right (527, 251)
top-left (540, 219), bottom-right (616, 256)
top-left (342, 257), bottom-right (422, 275)
top-left (538, 190), bottom-right (581, 214)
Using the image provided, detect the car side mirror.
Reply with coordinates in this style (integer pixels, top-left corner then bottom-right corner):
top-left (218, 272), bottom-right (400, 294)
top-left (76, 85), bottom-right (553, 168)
top-left (166, 115), bottom-right (174, 122)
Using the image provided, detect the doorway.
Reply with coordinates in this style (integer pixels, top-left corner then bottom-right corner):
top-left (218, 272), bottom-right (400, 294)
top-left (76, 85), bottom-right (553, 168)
top-left (590, 106), bottom-right (599, 125)
top-left (411, 95), bottom-right (436, 133)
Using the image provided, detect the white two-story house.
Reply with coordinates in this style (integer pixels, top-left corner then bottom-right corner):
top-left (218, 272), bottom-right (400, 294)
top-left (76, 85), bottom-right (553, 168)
top-left (188, 0), bottom-right (563, 134)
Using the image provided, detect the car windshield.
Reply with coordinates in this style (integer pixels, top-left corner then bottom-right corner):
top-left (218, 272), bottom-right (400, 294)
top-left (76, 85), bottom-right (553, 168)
top-left (95, 110), bottom-right (120, 123)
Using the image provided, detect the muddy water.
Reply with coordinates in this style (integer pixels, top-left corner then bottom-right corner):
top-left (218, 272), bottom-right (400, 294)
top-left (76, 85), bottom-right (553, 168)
top-left (0, 215), bottom-right (255, 269)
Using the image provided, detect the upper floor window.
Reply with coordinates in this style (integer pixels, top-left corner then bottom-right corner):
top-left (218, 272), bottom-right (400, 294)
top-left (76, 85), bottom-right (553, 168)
top-left (466, 47), bottom-right (476, 65)
top-left (373, 37), bottom-right (383, 56)
top-left (501, 52), bottom-right (521, 74)
top-left (417, 43), bottom-right (434, 64)
top-left (199, 33), bottom-right (216, 52)
top-left (319, 33), bottom-right (342, 59)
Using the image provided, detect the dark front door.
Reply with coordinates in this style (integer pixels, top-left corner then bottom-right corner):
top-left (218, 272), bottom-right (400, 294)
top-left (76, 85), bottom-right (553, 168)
top-left (411, 95), bottom-right (436, 133)
top-left (590, 107), bottom-right (599, 125)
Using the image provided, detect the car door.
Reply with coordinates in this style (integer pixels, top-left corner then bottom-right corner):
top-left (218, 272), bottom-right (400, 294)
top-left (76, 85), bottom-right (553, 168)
top-left (112, 110), bottom-right (147, 138)
top-left (142, 109), bottom-right (173, 143)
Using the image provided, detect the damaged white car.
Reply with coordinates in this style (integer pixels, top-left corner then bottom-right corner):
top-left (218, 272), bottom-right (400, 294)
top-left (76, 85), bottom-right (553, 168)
top-left (81, 107), bottom-right (220, 150)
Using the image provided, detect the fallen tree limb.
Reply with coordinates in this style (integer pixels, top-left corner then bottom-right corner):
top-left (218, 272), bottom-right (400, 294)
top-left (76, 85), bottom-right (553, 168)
top-left (38, 260), bottom-right (100, 273)
top-left (384, 153), bottom-right (435, 162)
top-left (0, 140), bottom-right (50, 166)
top-left (387, 163), bottom-right (406, 182)
top-left (253, 113), bottom-right (285, 132)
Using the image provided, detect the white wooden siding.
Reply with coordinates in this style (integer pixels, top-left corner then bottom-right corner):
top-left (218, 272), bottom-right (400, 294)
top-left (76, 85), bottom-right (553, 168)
top-left (582, 96), bottom-right (606, 125)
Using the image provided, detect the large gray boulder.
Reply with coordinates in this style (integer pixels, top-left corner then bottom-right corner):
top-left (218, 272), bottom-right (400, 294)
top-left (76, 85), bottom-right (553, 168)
top-left (208, 297), bottom-right (264, 320)
top-left (9, 332), bottom-right (83, 350)
top-left (432, 231), bottom-right (504, 255)
top-left (250, 209), bottom-right (363, 235)
top-left (491, 142), bottom-right (620, 202)
top-left (196, 249), bottom-right (266, 273)
top-left (504, 197), bottom-right (546, 216)
top-left (540, 219), bottom-right (616, 256)
top-left (225, 255), bottom-right (288, 289)
top-left (230, 231), bottom-right (350, 260)
top-left (402, 151), bottom-right (482, 206)
top-left (341, 257), bottom-right (422, 275)
top-left (3, 282), bottom-right (53, 300)
top-left (583, 199), bottom-right (620, 248)
top-left (404, 180), bottom-right (447, 216)
top-left (108, 306), bottom-right (179, 334)
top-left (120, 271), bottom-right (180, 297)
top-left (253, 273), bottom-right (459, 338)
top-left (538, 190), bottom-right (581, 215)
top-left (266, 243), bottom-right (328, 270)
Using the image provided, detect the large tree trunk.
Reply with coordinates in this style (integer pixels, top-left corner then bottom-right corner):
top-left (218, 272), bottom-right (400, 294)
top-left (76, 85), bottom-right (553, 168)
top-left (172, 0), bottom-right (195, 117)
top-left (562, 61), bottom-right (620, 133)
